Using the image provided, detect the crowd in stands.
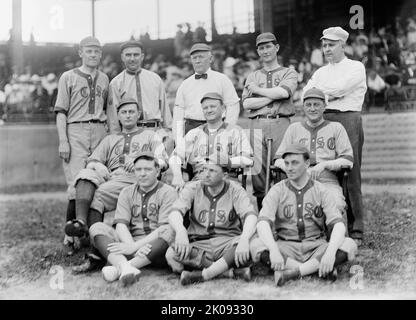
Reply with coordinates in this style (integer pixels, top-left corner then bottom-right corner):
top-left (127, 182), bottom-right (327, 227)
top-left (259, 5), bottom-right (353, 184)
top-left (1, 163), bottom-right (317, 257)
top-left (1, 15), bottom-right (416, 124)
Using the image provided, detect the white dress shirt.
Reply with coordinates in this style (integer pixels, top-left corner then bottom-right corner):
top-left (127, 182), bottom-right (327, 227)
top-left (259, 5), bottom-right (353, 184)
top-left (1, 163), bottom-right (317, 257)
top-left (303, 57), bottom-right (367, 112)
top-left (173, 68), bottom-right (240, 139)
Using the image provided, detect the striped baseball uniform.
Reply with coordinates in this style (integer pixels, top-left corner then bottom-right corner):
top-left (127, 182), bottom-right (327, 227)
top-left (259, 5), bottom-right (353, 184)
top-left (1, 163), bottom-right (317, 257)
top-left (54, 68), bottom-right (111, 199)
top-left (107, 69), bottom-right (172, 130)
top-left (250, 178), bottom-right (353, 263)
top-left (173, 122), bottom-right (253, 174)
top-left (241, 66), bottom-right (298, 198)
top-left (89, 181), bottom-right (177, 248)
top-left (172, 180), bottom-right (257, 240)
top-left (170, 180), bottom-right (257, 268)
top-left (274, 120), bottom-right (353, 184)
top-left (75, 128), bottom-right (168, 215)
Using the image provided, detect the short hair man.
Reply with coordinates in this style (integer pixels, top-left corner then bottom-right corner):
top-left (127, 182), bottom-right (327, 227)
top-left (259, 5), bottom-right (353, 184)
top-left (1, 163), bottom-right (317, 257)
top-left (169, 92), bottom-right (253, 189)
top-left (250, 144), bottom-right (357, 286)
top-left (303, 27), bottom-right (367, 244)
top-left (165, 154), bottom-right (258, 285)
top-left (273, 87), bottom-right (354, 214)
top-left (54, 36), bottom-right (114, 246)
top-left (107, 40), bottom-right (173, 153)
top-left (64, 99), bottom-right (168, 240)
top-left (173, 43), bottom-right (240, 143)
top-left (88, 152), bottom-right (177, 286)
top-left (242, 32), bottom-right (298, 211)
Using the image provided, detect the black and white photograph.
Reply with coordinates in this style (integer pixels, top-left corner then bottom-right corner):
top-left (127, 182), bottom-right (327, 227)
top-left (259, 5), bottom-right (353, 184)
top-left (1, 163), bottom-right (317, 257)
top-left (0, 0), bottom-right (415, 303)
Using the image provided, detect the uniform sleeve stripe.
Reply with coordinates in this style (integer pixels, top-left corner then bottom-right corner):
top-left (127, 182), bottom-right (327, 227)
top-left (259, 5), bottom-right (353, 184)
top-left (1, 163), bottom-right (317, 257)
top-left (54, 107), bottom-right (68, 115)
top-left (339, 155), bottom-right (354, 162)
top-left (86, 159), bottom-right (100, 164)
top-left (112, 219), bottom-right (130, 227)
top-left (326, 218), bottom-right (345, 232)
top-left (280, 85), bottom-right (292, 97)
top-left (258, 216), bottom-right (274, 229)
top-left (244, 211), bottom-right (258, 218)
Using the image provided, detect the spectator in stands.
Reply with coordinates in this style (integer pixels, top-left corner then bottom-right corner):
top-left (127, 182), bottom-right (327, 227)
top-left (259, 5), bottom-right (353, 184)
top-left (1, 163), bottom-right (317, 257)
top-left (165, 66), bottom-right (184, 114)
top-left (211, 45), bottom-right (226, 73)
top-left (41, 73), bottom-right (58, 111)
top-left (193, 22), bottom-right (207, 43)
top-left (30, 74), bottom-right (50, 117)
top-left (174, 24), bottom-right (186, 58)
top-left (403, 62), bottom-right (416, 85)
top-left (0, 53), bottom-right (10, 91)
top-left (0, 88), bottom-right (5, 122)
top-left (366, 69), bottom-right (386, 110)
top-left (184, 23), bottom-right (194, 49)
top-left (310, 44), bottom-right (324, 67)
top-left (385, 67), bottom-right (406, 111)
top-left (353, 33), bottom-right (369, 60)
top-left (407, 17), bottom-right (416, 46)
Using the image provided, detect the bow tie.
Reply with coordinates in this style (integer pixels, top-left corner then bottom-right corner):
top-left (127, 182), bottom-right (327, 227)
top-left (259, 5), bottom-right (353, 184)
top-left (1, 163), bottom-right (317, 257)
top-left (195, 73), bottom-right (208, 80)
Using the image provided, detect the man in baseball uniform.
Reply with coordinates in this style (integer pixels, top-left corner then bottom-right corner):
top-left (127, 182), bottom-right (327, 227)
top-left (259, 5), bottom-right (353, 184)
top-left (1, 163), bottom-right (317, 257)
top-left (273, 87), bottom-right (354, 214)
top-left (107, 40), bottom-right (173, 154)
top-left (303, 27), bottom-right (367, 245)
top-left (242, 32), bottom-right (298, 211)
top-left (172, 43), bottom-right (240, 145)
top-left (87, 152), bottom-right (177, 287)
top-left (170, 92), bottom-right (253, 190)
top-left (64, 98), bottom-right (168, 240)
top-left (250, 144), bottom-right (357, 286)
top-left (54, 36), bottom-right (114, 247)
top-left (165, 154), bottom-right (258, 286)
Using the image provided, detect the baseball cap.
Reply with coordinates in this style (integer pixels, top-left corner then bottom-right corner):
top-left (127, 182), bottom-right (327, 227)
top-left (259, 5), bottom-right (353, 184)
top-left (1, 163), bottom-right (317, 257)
top-left (320, 27), bottom-right (349, 42)
top-left (303, 87), bottom-right (326, 101)
top-left (133, 151), bottom-right (158, 165)
top-left (189, 43), bottom-right (211, 55)
top-left (282, 144), bottom-right (310, 159)
top-left (79, 36), bottom-right (101, 48)
top-left (117, 98), bottom-right (138, 111)
top-left (200, 92), bottom-right (223, 104)
top-left (120, 40), bottom-right (144, 53)
top-left (256, 32), bottom-right (277, 47)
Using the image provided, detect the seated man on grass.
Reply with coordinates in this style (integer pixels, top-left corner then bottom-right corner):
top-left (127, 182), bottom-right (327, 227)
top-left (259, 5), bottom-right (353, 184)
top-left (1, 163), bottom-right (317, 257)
top-left (165, 153), bottom-right (258, 285)
top-left (251, 144), bottom-right (357, 286)
top-left (88, 151), bottom-right (177, 286)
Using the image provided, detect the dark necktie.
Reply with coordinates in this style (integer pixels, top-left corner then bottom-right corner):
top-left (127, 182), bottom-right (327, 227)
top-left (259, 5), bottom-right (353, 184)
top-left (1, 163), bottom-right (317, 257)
top-left (134, 70), bottom-right (144, 120)
top-left (195, 73), bottom-right (208, 80)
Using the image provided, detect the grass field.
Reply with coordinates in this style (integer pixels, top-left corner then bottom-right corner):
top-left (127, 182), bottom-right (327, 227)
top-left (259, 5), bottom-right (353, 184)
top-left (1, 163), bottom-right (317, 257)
top-left (1, 185), bottom-right (416, 300)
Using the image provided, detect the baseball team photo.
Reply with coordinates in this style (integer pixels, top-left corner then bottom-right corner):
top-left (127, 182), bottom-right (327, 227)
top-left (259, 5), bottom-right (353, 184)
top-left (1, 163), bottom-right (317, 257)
top-left (0, 0), bottom-right (415, 301)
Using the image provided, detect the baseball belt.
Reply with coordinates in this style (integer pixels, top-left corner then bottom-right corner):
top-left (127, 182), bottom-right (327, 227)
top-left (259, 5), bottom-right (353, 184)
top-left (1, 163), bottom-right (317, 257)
top-left (137, 119), bottom-right (161, 127)
top-left (69, 119), bottom-right (106, 124)
top-left (249, 114), bottom-right (292, 120)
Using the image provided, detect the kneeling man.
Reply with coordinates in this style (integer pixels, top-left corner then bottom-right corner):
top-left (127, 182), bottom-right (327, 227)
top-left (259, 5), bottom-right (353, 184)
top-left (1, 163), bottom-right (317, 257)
top-left (88, 152), bottom-right (177, 286)
top-left (252, 144), bottom-right (357, 286)
top-left (166, 153), bottom-right (258, 285)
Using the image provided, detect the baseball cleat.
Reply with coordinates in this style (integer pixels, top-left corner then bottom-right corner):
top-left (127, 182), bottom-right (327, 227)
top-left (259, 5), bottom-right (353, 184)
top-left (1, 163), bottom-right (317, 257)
top-left (64, 219), bottom-right (88, 237)
top-left (180, 271), bottom-right (204, 286)
top-left (233, 267), bottom-right (252, 282)
top-left (274, 271), bottom-right (285, 286)
top-left (325, 269), bottom-right (338, 282)
top-left (102, 266), bottom-right (120, 282)
top-left (119, 267), bottom-right (141, 287)
top-left (72, 252), bottom-right (106, 274)
top-left (274, 268), bottom-right (301, 286)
